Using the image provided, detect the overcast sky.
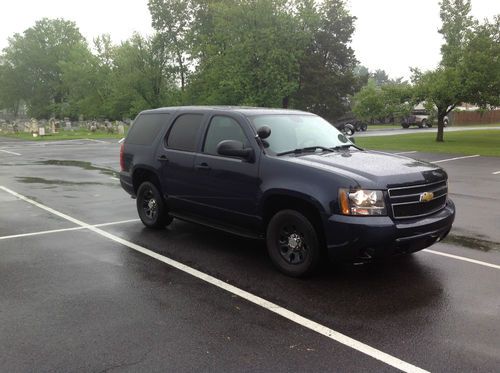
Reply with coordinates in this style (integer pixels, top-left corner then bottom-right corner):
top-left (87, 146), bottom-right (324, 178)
top-left (0, 0), bottom-right (498, 80)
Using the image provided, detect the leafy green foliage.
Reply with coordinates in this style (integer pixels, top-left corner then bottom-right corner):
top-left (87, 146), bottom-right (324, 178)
top-left (187, 0), bottom-right (306, 107)
top-left (1, 1), bottom-right (359, 120)
top-left (352, 80), bottom-right (413, 122)
top-left (1, 19), bottom-right (88, 118)
top-left (291, 0), bottom-right (358, 120)
top-left (414, 1), bottom-right (499, 142)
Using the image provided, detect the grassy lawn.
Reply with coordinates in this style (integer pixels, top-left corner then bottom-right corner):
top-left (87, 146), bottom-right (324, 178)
top-left (366, 122), bottom-right (500, 131)
top-left (356, 129), bottom-right (500, 157)
top-left (0, 129), bottom-right (126, 141)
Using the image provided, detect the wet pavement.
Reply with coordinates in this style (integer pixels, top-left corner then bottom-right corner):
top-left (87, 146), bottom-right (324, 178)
top-left (1, 138), bottom-right (499, 372)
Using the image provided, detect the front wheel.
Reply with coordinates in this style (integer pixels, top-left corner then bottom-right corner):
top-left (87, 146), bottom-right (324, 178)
top-left (266, 210), bottom-right (321, 277)
top-left (136, 181), bottom-right (172, 229)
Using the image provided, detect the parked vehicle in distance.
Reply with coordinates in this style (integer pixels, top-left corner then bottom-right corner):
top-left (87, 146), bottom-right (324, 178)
top-left (333, 113), bottom-right (368, 135)
top-left (120, 106), bottom-right (455, 277)
top-left (401, 109), bottom-right (449, 128)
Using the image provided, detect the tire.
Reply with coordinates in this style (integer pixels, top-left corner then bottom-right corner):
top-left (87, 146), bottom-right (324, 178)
top-left (443, 119), bottom-right (448, 127)
top-left (427, 122), bottom-right (433, 128)
top-left (343, 124), bottom-right (355, 136)
top-left (266, 210), bottom-right (321, 277)
top-left (136, 181), bottom-right (172, 229)
top-left (401, 123), bottom-right (410, 129)
top-left (360, 123), bottom-right (368, 131)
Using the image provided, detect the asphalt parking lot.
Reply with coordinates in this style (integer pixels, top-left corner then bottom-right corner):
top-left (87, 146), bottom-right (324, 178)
top-left (1, 138), bottom-right (499, 372)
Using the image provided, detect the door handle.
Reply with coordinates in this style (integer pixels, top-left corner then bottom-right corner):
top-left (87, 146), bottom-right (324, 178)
top-left (195, 162), bottom-right (211, 171)
top-left (157, 155), bottom-right (169, 162)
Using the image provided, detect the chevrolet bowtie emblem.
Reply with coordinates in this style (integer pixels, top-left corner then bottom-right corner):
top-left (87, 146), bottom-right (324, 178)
top-left (419, 192), bottom-right (434, 202)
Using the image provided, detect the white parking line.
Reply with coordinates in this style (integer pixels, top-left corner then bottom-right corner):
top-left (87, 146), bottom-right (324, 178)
top-left (493, 171), bottom-right (500, 175)
top-left (0, 149), bottom-right (21, 156)
top-left (433, 155), bottom-right (480, 163)
top-left (423, 249), bottom-right (500, 270)
top-left (0, 185), bottom-right (428, 373)
top-left (110, 177), bottom-right (120, 181)
top-left (394, 151), bottom-right (417, 155)
top-left (0, 219), bottom-right (140, 241)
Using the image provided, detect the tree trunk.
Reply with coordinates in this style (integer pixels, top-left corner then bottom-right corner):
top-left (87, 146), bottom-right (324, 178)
top-left (436, 109), bottom-right (446, 142)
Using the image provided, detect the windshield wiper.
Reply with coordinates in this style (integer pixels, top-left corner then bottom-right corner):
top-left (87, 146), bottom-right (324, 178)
top-left (331, 144), bottom-right (360, 151)
top-left (276, 146), bottom-right (335, 156)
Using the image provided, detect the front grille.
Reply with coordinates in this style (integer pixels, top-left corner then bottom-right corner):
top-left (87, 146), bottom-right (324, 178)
top-left (388, 180), bottom-right (448, 219)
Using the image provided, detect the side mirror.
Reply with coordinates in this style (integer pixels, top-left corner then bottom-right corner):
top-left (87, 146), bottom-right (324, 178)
top-left (217, 140), bottom-right (255, 161)
top-left (257, 126), bottom-right (271, 139)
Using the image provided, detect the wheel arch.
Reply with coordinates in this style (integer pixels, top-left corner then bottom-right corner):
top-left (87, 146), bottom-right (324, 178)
top-left (132, 166), bottom-right (162, 194)
top-left (260, 191), bottom-right (326, 238)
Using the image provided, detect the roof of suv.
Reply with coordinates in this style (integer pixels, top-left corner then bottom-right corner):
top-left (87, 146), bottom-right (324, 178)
top-left (140, 106), bottom-right (310, 117)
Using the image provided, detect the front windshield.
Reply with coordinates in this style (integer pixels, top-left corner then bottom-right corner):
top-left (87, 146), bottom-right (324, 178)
top-left (250, 114), bottom-right (353, 154)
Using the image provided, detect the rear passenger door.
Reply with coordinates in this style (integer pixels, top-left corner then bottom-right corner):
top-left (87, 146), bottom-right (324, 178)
top-left (157, 112), bottom-right (205, 212)
top-left (192, 115), bottom-right (260, 228)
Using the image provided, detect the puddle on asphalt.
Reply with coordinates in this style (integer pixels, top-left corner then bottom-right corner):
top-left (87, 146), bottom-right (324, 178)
top-left (35, 160), bottom-right (119, 177)
top-left (443, 233), bottom-right (500, 252)
top-left (16, 176), bottom-right (107, 186)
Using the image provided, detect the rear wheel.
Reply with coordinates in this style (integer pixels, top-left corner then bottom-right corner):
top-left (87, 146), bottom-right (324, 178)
top-left (419, 120), bottom-right (426, 128)
top-left (401, 123), bottom-right (410, 129)
top-left (343, 124), bottom-right (355, 136)
top-left (266, 210), bottom-right (321, 277)
top-left (136, 181), bottom-right (172, 229)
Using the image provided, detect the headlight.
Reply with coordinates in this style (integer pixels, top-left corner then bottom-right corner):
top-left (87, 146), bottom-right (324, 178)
top-left (338, 189), bottom-right (387, 216)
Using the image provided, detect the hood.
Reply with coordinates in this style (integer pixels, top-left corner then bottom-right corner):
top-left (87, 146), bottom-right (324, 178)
top-left (281, 150), bottom-right (447, 188)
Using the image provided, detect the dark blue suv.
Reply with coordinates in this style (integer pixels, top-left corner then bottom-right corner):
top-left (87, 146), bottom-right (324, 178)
top-left (120, 106), bottom-right (455, 276)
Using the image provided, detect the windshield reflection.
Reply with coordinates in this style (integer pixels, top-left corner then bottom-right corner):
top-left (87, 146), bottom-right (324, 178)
top-left (250, 114), bottom-right (353, 155)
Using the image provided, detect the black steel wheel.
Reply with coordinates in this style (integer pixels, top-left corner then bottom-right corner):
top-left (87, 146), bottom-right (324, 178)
top-left (136, 181), bottom-right (172, 229)
top-left (266, 210), bottom-right (321, 277)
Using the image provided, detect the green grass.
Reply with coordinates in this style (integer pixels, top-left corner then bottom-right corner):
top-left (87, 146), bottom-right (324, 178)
top-left (366, 122), bottom-right (500, 131)
top-left (356, 129), bottom-right (500, 157)
top-left (0, 129), bottom-right (126, 141)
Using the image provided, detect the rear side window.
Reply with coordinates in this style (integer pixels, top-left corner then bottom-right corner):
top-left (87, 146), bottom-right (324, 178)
top-left (126, 113), bottom-right (169, 145)
top-left (203, 116), bottom-right (249, 155)
top-left (166, 114), bottom-right (204, 152)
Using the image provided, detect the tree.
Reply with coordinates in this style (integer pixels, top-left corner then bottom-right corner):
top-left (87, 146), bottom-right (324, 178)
top-left (352, 79), bottom-right (413, 123)
top-left (148, 0), bottom-right (194, 91)
top-left (371, 69), bottom-right (390, 86)
top-left (292, 0), bottom-right (358, 120)
top-left (0, 18), bottom-right (88, 118)
top-left (59, 37), bottom-right (110, 119)
top-left (110, 33), bottom-right (178, 118)
top-left (352, 80), bottom-right (384, 122)
top-left (0, 61), bottom-right (24, 116)
top-left (186, 0), bottom-right (306, 107)
top-left (414, 1), bottom-right (499, 141)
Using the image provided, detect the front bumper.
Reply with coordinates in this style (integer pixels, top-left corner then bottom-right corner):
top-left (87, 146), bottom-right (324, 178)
top-left (324, 199), bottom-right (455, 261)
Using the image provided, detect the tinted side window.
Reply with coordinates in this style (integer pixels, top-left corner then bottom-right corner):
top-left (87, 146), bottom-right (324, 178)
top-left (203, 116), bottom-right (249, 155)
top-left (166, 114), bottom-right (204, 152)
top-left (126, 113), bottom-right (168, 145)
